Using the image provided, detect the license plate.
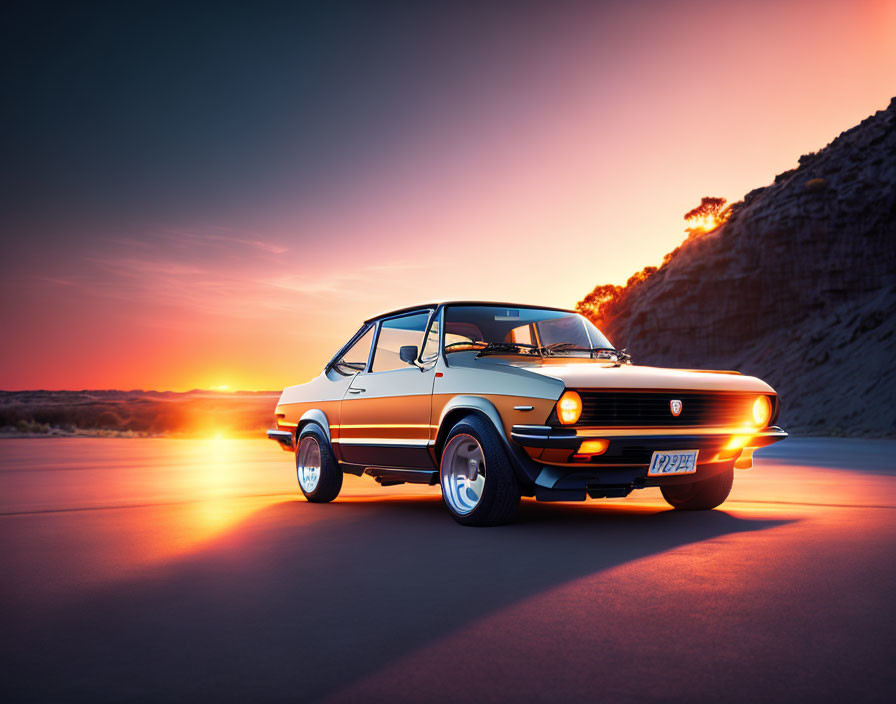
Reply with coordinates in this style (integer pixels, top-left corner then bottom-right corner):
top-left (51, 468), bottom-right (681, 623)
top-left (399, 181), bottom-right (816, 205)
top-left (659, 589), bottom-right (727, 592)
top-left (647, 450), bottom-right (699, 476)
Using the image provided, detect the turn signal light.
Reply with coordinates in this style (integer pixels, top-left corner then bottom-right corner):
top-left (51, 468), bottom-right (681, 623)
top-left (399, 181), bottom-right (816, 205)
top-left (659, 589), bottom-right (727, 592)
top-left (557, 390), bottom-right (583, 425)
top-left (735, 447), bottom-right (755, 469)
top-left (752, 396), bottom-right (772, 427)
top-left (578, 439), bottom-right (609, 455)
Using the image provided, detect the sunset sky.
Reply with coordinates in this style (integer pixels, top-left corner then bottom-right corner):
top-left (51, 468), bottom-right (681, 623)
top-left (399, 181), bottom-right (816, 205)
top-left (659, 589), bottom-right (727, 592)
top-left (2, 0), bottom-right (894, 391)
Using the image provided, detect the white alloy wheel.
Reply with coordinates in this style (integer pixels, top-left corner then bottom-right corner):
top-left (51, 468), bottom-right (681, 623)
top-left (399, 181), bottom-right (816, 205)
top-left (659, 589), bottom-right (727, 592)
top-left (297, 435), bottom-right (322, 493)
top-left (441, 433), bottom-right (486, 515)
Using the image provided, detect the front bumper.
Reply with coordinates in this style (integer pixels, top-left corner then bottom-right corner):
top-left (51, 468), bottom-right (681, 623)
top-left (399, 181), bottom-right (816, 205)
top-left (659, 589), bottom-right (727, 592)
top-left (267, 428), bottom-right (295, 451)
top-left (511, 424), bottom-right (788, 454)
top-left (510, 424), bottom-right (788, 500)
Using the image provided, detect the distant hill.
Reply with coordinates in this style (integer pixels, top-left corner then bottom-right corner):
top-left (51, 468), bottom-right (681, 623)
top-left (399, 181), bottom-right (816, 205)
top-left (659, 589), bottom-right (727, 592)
top-left (0, 390), bottom-right (279, 437)
top-left (579, 98), bottom-right (896, 437)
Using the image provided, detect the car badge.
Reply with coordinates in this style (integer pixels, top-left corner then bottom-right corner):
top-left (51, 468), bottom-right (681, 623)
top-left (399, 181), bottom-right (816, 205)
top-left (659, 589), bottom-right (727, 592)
top-left (670, 399), bottom-right (683, 416)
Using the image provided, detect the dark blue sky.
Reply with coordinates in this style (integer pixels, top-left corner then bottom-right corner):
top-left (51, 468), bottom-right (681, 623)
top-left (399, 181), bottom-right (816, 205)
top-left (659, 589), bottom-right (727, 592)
top-left (1, 1), bottom-right (564, 234)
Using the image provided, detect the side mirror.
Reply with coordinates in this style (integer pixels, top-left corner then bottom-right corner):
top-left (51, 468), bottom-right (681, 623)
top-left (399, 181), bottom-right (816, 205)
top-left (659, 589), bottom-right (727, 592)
top-left (399, 345), bottom-right (418, 365)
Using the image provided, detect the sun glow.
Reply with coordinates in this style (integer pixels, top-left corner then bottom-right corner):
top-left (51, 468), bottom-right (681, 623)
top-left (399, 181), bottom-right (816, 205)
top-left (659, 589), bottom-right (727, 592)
top-left (725, 435), bottom-right (752, 451)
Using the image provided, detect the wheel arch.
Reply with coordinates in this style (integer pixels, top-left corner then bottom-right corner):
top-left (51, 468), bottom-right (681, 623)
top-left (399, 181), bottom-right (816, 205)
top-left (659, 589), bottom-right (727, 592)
top-left (433, 395), bottom-right (536, 488)
top-left (434, 396), bottom-right (505, 455)
top-left (296, 408), bottom-right (332, 443)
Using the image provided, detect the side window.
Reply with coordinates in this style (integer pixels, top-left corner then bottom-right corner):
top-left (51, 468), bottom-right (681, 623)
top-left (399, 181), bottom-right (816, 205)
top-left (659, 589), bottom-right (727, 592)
top-left (333, 326), bottom-right (374, 375)
top-left (420, 315), bottom-right (440, 363)
top-left (372, 312), bottom-right (430, 372)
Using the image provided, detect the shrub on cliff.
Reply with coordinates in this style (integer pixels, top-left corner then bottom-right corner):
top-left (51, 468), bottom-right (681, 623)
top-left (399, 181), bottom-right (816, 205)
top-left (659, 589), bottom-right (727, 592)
top-left (576, 283), bottom-right (622, 325)
top-left (576, 265), bottom-right (659, 327)
top-left (684, 197), bottom-right (731, 236)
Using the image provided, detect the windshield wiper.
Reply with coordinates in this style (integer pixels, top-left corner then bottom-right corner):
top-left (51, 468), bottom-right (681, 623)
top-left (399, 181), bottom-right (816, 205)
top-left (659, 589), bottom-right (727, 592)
top-left (475, 342), bottom-right (542, 358)
top-left (444, 340), bottom-right (488, 352)
top-left (602, 347), bottom-right (632, 365)
top-left (448, 340), bottom-right (629, 362)
top-left (541, 343), bottom-right (632, 364)
top-left (541, 342), bottom-right (588, 355)
top-left (443, 341), bottom-right (541, 357)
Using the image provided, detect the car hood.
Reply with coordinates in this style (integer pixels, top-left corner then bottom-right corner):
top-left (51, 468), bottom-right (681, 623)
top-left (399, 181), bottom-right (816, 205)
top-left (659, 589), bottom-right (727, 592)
top-left (487, 357), bottom-right (776, 393)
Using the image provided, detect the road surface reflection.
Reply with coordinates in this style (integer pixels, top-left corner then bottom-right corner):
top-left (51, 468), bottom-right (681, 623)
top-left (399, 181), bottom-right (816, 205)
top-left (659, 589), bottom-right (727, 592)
top-left (1, 437), bottom-right (894, 702)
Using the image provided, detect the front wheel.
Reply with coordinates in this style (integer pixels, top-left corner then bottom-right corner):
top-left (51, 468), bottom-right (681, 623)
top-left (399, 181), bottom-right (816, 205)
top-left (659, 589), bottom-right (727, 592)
top-left (440, 415), bottom-right (520, 526)
top-left (660, 467), bottom-right (733, 510)
top-left (296, 425), bottom-right (342, 503)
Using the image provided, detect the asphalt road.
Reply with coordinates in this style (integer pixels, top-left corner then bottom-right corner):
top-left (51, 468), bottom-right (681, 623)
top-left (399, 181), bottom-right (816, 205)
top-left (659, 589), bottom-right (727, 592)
top-left (1, 436), bottom-right (895, 703)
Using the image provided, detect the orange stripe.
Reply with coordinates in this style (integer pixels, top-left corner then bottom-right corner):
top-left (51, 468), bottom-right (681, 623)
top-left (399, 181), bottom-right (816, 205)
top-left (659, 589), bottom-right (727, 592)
top-left (331, 424), bottom-right (437, 429)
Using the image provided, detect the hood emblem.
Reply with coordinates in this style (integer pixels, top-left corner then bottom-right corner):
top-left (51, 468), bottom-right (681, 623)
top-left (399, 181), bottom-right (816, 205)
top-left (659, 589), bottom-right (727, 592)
top-left (670, 399), bottom-right (683, 416)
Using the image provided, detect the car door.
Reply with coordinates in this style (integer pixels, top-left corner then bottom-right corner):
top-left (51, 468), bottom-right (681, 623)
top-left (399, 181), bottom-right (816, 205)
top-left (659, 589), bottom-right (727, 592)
top-left (339, 310), bottom-right (436, 468)
top-left (320, 323), bottom-right (376, 432)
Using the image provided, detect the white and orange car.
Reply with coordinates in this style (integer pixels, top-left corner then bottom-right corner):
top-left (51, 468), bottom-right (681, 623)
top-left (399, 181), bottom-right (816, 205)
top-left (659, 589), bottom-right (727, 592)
top-left (268, 302), bottom-right (786, 525)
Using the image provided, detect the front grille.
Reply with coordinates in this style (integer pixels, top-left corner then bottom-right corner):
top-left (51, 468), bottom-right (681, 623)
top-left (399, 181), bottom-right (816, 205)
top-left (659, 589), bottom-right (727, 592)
top-left (576, 390), bottom-right (762, 428)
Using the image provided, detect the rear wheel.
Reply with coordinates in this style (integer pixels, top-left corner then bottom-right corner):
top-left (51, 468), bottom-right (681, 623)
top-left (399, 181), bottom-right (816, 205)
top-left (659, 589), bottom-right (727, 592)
top-left (660, 467), bottom-right (733, 510)
top-left (440, 415), bottom-right (520, 526)
top-left (296, 425), bottom-right (342, 503)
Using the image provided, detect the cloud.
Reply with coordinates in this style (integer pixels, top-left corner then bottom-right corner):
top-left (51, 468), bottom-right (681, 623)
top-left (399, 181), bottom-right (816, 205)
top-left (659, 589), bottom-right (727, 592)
top-left (72, 227), bottom-right (425, 324)
top-left (31, 276), bottom-right (77, 287)
top-left (214, 236), bottom-right (288, 255)
top-left (265, 261), bottom-right (424, 297)
top-left (87, 257), bottom-right (207, 278)
top-left (160, 228), bottom-right (289, 255)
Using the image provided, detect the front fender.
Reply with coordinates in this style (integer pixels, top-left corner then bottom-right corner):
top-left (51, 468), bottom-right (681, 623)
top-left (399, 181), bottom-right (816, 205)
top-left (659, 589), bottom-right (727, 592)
top-left (434, 395), bottom-right (540, 488)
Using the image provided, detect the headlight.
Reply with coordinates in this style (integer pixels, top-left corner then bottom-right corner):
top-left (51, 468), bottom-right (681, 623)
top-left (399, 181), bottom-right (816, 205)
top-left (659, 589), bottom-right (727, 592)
top-left (557, 390), bottom-right (583, 425)
top-left (752, 395), bottom-right (772, 427)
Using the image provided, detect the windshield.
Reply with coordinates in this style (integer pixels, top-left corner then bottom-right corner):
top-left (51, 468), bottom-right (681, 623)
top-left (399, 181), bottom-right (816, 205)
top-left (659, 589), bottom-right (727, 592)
top-left (443, 305), bottom-right (614, 357)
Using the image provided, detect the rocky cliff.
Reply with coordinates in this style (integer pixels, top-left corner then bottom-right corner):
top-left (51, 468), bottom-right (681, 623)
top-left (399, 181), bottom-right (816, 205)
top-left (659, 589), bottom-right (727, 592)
top-left (579, 98), bottom-right (896, 436)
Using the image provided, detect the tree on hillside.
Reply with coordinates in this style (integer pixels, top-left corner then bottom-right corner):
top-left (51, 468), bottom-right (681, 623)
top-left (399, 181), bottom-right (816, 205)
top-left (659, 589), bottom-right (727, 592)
top-left (684, 196), bottom-right (730, 235)
top-left (576, 265), bottom-right (660, 327)
top-left (576, 283), bottom-right (622, 325)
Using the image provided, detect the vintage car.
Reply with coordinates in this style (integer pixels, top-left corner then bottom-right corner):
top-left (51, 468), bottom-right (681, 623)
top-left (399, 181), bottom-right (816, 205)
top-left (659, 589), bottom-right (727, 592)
top-left (268, 302), bottom-right (787, 525)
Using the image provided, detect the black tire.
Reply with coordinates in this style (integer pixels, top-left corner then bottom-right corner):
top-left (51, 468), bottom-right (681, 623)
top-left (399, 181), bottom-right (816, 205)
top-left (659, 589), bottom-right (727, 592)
top-left (295, 424), bottom-right (342, 503)
top-left (439, 414), bottom-right (520, 526)
top-left (660, 467), bottom-right (733, 510)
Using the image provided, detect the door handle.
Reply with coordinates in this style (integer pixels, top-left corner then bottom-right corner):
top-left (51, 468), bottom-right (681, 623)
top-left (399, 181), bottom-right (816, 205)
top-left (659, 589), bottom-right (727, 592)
top-left (348, 388), bottom-right (365, 394)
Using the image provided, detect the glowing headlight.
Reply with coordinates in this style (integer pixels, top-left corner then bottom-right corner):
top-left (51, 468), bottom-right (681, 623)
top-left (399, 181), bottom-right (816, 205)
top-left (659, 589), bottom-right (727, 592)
top-left (557, 390), bottom-right (583, 425)
top-left (752, 395), bottom-right (772, 427)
